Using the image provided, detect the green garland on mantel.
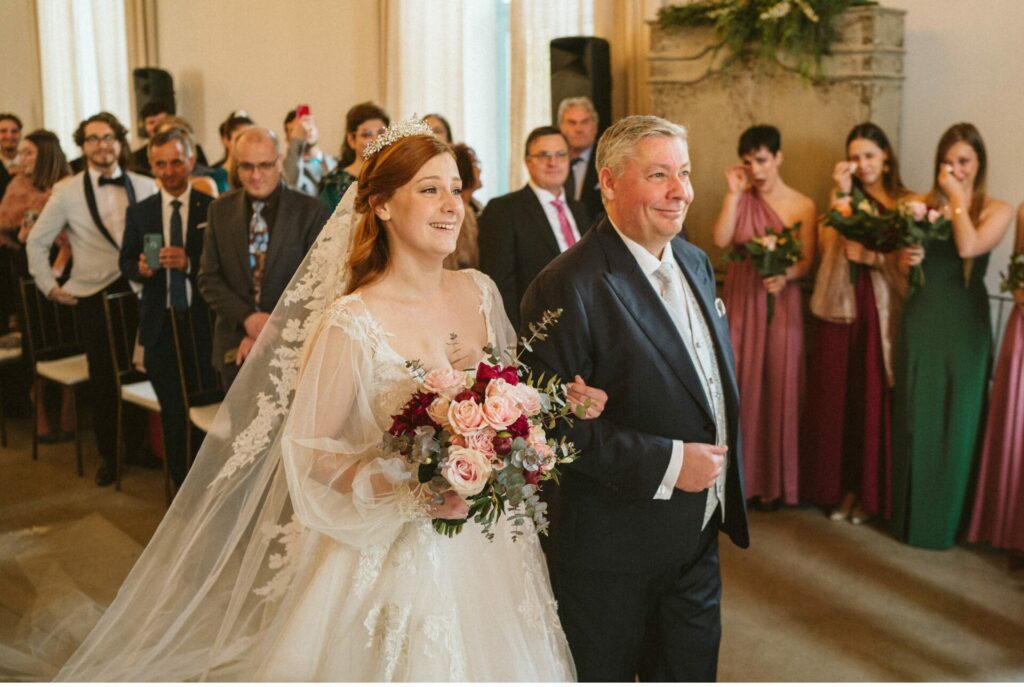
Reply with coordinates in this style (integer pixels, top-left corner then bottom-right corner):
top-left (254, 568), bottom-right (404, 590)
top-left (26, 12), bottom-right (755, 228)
top-left (657, 0), bottom-right (878, 80)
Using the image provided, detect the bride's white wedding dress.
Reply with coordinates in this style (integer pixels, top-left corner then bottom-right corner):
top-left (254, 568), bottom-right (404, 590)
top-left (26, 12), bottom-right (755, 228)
top-left (253, 269), bottom-right (574, 680)
top-left (0, 178), bottom-right (576, 681)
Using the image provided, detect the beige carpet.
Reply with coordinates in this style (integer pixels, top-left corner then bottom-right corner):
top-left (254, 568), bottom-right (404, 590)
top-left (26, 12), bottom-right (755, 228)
top-left (1, 416), bottom-right (1022, 681)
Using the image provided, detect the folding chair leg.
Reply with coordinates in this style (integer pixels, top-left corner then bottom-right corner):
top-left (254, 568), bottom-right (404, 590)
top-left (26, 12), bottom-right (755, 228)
top-left (115, 402), bottom-right (124, 492)
top-left (31, 377), bottom-right (40, 461)
top-left (72, 385), bottom-right (82, 477)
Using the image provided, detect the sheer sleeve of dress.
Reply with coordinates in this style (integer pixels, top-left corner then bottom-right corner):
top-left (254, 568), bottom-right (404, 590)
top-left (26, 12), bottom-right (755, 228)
top-left (281, 300), bottom-right (424, 550)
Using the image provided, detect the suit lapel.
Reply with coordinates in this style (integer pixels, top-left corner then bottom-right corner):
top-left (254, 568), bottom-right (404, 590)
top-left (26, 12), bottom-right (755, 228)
top-left (263, 188), bottom-right (288, 275)
top-left (521, 186), bottom-right (561, 258)
top-left (186, 189), bottom-right (206, 274)
top-left (231, 191), bottom-right (254, 291)
top-left (597, 223), bottom-right (714, 424)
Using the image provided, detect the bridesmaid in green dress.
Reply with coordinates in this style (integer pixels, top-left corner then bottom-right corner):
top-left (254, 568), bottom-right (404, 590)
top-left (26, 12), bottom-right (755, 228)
top-left (318, 102), bottom-right (389, 212)
top-left (891, 123), bottom-right (1013, 549)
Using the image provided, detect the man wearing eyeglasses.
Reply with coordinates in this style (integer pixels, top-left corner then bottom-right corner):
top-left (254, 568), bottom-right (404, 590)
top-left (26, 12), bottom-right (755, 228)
top-left (25, 111), bottom-right (158, 486)
top-left (198, 126), bottom-right (329, 388)
top-left (479, 125), bottom-right (592, 329)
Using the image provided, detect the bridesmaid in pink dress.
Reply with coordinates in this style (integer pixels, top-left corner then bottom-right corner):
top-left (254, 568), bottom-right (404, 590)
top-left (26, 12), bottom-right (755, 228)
top-left (712, 125), bottom-right (817, 506)
top-left (967, 206), bottom-right (1024, 567)
top-left (801, 123), bottom-right (909, 524)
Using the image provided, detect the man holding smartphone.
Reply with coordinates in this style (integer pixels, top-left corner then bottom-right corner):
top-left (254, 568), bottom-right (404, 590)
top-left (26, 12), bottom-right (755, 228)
top-left (282, 105), bottom-right (336, 197)
top-left (121, 127), bottom-right (214, 489)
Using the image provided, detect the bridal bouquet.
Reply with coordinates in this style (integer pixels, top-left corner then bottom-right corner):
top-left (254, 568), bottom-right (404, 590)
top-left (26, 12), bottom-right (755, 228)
top-left (1000, 251), bottom-right (1024, 297)
top-left (382, 310), bottom-right (582, 540)
top-left (825, 188), bottom-right (950, 290)
top-left (725, 222), bottom-right (803, 323)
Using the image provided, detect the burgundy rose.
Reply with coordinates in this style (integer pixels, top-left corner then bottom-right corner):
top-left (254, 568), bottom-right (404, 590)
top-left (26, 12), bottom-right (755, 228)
top-left (524, 469), bottom-right (542, 486)
top-left (454, 389), bottom-right (481, 403)
top-left (476, 362), bottom-right (520, 385)
top-left (506, 414), bottom-right (530, 438)
top-left (492, 432), bottom-right (513, 456)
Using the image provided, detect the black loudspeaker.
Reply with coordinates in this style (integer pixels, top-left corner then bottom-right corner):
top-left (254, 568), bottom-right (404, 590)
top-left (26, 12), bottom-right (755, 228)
top-left (132, 68), bottom-right (175, 138)
top-left (550, 37), bottom-right (611, 131)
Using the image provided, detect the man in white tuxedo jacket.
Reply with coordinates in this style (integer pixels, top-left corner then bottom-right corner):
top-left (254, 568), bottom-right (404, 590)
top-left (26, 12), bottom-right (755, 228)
top-left (26, 112), bottom-right (157, 486)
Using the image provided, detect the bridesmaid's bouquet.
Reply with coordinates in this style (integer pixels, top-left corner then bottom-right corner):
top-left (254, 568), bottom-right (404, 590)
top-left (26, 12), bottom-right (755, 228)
top-left (382, 309), bottom-right (582, 540)
top-left (825, 188), bottom-right (950, 290)
top-left (725, 222), bottom-right (803, 323)
top-left (999, 251), bottom-right (1024, 297)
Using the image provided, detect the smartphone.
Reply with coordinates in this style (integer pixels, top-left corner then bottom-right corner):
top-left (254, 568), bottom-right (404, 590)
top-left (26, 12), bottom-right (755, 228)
top-left (295, 104), bottom-right (311, 118)
top-left (143, 233), bottom-right (163, 269)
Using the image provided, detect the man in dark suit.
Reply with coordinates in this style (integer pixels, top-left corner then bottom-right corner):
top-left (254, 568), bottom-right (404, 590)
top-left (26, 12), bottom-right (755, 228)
top-left (121, 127), bottom-right (213, 488)
top-left (198, 126), bottom-right (328, 388)
top-left (478, 126), bottom-right (591, 329)
top-left (557, 96), bottom-right (603, 221)
top-left (520, 115), bottom-right (749, 681)
top-left (0, 113), bottom-right (22, 202)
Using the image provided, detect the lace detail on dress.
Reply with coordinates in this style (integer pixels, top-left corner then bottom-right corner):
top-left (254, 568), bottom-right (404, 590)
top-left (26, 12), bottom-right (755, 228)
top-left (464, 268), bottom-right (497, 346)
top-left (353, 544), bottom-right (389, 600)
top-left (422, 613), bottom-right (468, 681)
top-left (252, 514), bottom-right (307, 600)
top-left (363, 603), bottom-right (412, 680)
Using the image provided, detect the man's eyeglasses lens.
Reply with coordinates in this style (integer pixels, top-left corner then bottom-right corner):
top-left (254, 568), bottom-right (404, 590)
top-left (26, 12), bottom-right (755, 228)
top-left (85, 134), bottom-right (117, 145)
top-left (530, 152), bottom-right (568, 161)
top-left (237, 160), bottom-right (278, 173)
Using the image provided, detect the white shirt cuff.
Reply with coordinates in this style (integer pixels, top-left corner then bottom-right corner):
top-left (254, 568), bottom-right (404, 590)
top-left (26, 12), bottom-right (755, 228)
top-left (654, 440), bottom-right (684, 500)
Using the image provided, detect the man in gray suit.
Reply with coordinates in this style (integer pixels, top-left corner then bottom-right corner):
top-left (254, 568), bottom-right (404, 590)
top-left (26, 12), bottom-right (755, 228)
top-left (198, 127), bottom-right (329, 388)
top-left (26, 112), bottom-right (158, 486)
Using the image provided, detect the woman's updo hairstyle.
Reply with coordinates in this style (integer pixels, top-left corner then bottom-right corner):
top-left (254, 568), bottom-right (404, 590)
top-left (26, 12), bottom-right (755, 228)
top-left (346, 133), bottom-right (455, 293)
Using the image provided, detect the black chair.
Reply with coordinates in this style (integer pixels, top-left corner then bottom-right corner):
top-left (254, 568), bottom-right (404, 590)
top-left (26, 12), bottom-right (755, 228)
top-left (18, 278), bottom-right (89, 474)
top-left (102, 290), bottom-right (163, 495)
top-left (170, 305), bottom-right (223, 469)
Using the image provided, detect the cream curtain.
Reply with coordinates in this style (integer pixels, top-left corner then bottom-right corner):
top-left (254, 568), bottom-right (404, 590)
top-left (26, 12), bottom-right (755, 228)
top-left (36, 0), bottom-right (133, 155)
top-left (508, 0), bottom-right (592, 190)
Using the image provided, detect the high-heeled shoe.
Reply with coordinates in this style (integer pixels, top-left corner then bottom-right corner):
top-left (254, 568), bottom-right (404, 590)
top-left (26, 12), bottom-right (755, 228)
top-left (850, 505), bottom-right (872, 525)
top-left (830, 493), bottom-right (856, 521)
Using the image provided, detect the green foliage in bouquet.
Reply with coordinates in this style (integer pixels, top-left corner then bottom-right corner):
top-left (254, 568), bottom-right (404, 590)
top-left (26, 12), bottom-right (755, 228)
top-left (1000, 251), bottom-right (1024, 294)
top-left (726, 222), bottom-right (803, 322)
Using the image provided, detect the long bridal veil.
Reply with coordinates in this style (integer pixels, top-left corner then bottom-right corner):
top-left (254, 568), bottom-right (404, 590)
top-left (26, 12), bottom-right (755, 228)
top-left (45, 185), bottom-right (365, 681)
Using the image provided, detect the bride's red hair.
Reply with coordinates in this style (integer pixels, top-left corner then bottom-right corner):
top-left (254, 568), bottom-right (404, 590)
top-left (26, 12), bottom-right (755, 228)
top-left (346, 134), bottom-right (455, 293)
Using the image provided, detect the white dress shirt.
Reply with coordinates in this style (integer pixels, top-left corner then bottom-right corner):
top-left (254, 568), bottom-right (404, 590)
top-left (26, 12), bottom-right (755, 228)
top-left (610, 223), bottom-right (728, 526)
top-left (527, 180), bottom-right (580, 252)
top-left (160, 185), bottom-right (194, 307)
top-left (26, 167), bottom-right (157, 297)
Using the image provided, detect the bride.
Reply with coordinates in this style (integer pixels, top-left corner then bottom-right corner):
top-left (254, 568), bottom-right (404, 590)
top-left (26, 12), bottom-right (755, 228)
top-left (53, 121), bottom-right (604, 681)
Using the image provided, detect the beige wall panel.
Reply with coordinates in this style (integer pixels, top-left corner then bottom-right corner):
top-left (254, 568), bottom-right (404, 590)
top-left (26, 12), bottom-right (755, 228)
top-left (0, 0), bottom-right (44, 131)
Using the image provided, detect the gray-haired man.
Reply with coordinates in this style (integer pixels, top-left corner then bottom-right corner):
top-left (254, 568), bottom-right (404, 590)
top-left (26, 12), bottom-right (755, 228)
top-left (521, 115), bottom-right (749, 681)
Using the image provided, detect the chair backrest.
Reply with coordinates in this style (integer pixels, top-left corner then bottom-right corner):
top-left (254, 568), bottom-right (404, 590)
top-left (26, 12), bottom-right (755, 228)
top-left (18, 277), bottom-right (82, 365)
top-left (102, 290), bottom-right (142, 382)
top-left (169, 305), bottom-right (223, 407)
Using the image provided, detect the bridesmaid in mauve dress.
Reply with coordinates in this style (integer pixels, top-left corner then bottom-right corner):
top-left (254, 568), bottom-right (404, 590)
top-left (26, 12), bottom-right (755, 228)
top-left (712, 125), bottom-right (816, 506)
top-left (892, 123), bottom-right (1013, 550)
top-left (967, 204), bottom-right (1024, 565)
top-left (801, 123), bottom-right (909, 525)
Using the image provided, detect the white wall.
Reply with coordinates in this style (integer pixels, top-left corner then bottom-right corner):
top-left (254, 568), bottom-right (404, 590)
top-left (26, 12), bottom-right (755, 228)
top-left (885, 0), bottom-right (1023, 293)
top-left (0, 0), bottom-right (44, 131)
top-left (155, 0), bottom-right (383, 164)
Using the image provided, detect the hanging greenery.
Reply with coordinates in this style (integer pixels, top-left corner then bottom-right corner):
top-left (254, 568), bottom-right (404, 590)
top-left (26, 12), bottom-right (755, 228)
top-left (657, 0), bottom-right (878, 80)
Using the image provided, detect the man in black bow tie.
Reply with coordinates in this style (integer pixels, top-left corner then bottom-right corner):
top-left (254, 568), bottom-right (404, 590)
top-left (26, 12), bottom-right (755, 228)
top-left (26, 112), bottom-right (157, 486)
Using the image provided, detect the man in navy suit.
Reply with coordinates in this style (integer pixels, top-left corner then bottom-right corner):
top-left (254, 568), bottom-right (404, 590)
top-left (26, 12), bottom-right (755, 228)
top-left (478, 126), bottom-right (591, 329)
top-left (121, 127), bottom-right (213, 488)
top-left (521, 115), bottom-right (748, 681)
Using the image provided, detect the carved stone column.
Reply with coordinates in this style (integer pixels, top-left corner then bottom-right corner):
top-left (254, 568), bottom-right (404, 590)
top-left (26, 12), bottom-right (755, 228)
top-left (647, 5), bottom-right (905, 258)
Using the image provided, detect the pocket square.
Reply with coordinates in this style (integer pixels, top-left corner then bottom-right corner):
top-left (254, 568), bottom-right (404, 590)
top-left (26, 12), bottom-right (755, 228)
top-left (197, 222), bottom-right (208, 230)
top-left (715, 298), bottom-right (727, 317)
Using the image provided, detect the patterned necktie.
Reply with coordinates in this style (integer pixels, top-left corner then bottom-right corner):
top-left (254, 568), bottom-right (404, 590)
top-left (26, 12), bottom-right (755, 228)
top-left (550, 197), bottom-right (577, 250)
top-left (169, 200), bottom-right (188, 311)
top-left (249, 200), bottom-right (269, 309)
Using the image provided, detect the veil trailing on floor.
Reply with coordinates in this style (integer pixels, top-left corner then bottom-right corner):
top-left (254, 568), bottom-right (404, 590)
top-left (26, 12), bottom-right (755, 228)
top-left (49, 184), bottom-right (364, 681)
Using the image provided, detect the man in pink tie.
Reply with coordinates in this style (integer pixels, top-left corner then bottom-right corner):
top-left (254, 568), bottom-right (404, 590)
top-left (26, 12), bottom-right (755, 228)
top-left (479, 125), bottom-right (593, 328)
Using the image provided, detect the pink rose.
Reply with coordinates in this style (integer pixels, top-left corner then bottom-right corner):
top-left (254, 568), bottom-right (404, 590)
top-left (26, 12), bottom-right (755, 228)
top-left (427, 396), bottom-right (451, 427)
top-left (422, 368), bottom-right (470, 398)
top-left (513, 385), bottom-right (542, 416)
top-left (755, 234), bottom-right (778, 251)
top-left (442, 447), bottom-right (492, 497)
top-left (906, 200), bottom-right (927, 222)
top-left (533, 441), bottom-right (556, 472)
top-left (485, 378), bottom-right (517, 400)
top-left (448, 398), bottom-right (487, 435)
top-left (528, 423), bottom-right (547, 445)
top-left (481, 394), bottom-right (522, 431)
top-left (927, 208), bottom-right (941, 224)
top-left (463, 427), bottom-right (497, 458)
